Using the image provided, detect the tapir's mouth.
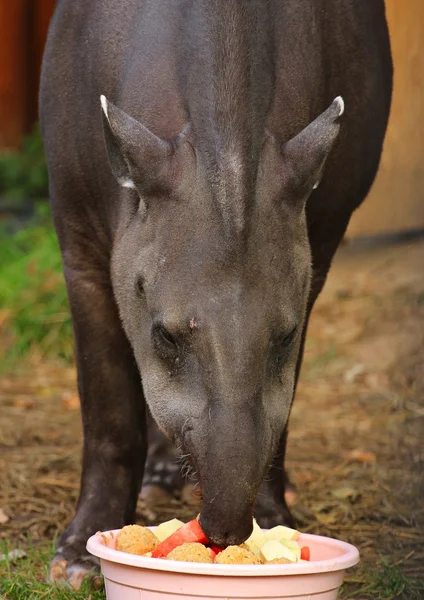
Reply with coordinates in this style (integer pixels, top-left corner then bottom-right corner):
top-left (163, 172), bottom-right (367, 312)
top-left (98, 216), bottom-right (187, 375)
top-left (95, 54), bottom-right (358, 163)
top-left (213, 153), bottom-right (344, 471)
top-left (196, 469), bottom-right (258, 547)
top-left (199, 502), bottom-right (255, 547)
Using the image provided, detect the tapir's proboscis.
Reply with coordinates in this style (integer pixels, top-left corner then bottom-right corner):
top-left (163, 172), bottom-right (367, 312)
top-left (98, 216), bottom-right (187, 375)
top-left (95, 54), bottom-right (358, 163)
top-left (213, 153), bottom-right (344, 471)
top-left (40, 0), bottom-right (392, 588)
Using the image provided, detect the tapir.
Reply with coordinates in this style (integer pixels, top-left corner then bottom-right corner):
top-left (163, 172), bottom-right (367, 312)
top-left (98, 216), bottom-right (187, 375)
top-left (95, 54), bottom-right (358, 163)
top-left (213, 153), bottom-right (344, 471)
top-left (40, 0), bottom-right (392, 587)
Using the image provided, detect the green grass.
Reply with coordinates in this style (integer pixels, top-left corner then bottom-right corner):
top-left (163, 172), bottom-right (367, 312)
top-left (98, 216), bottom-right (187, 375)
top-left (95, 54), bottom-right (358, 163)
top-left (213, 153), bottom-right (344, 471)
top-left (0, 540), bottom-right (105, 600)
top-left (0, 202), bottom-right (73, 366)
top-left (340, 560), bottom-right (424, 599)
top-left (0, 124), bottom-right (48, 201)
top-left (0, 124), bottom-right (72, 366)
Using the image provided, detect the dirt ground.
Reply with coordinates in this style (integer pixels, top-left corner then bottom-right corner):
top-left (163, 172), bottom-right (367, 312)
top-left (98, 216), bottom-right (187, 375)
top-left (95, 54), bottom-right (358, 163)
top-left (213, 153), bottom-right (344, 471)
top-left (1, 238), bottom-right (423, 596)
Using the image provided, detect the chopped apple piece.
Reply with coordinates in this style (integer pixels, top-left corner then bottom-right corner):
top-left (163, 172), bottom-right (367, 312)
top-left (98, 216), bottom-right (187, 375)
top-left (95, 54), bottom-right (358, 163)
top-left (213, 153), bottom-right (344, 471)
top-left (241, 541), bottom-right (261, 558)
top-left (260, 540), bottom-right (297, 563)
top-left (154, 518), bottom-right (184, 542)
top-left (264, 525), bottom-right (300, 542)
top-left (280, 539), bottom-right (301, 561)
top-left (245, 518), bottom-right (266, 549)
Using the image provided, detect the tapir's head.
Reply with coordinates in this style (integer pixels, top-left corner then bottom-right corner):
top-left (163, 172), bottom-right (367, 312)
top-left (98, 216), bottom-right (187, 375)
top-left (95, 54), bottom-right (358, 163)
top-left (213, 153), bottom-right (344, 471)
top-left (101, 95), bottom-right (343, 546)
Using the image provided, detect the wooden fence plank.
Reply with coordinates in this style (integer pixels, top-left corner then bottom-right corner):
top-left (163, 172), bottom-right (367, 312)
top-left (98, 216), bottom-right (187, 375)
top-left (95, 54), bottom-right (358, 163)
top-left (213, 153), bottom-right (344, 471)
top-left (0, 0), bottom-right (28, 149)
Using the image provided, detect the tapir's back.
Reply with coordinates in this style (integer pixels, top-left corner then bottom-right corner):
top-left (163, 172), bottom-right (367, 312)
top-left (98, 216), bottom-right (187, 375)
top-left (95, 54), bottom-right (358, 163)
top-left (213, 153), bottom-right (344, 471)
top-left (40, 0), bottom-right (392, 229)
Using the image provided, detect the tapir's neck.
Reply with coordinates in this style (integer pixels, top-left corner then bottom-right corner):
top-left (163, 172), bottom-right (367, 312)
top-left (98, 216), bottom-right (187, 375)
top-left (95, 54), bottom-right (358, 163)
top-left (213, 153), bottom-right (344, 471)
top-left (180, 0), bottom-right (276, 231)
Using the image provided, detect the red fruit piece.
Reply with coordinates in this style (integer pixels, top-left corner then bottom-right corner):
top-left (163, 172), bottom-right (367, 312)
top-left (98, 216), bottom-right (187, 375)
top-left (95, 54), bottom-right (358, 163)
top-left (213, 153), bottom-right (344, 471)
top-left (152, 519), bottom-right (209, 558)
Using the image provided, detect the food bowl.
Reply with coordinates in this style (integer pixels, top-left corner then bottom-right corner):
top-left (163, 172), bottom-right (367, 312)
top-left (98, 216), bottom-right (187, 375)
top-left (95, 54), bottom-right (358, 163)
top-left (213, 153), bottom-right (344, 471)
top-left (87, 528), bottom-right (359, 600)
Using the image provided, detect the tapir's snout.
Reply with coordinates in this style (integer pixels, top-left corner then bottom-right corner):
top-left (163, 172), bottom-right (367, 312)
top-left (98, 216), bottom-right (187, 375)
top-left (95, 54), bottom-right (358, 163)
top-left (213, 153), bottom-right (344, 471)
top-left (186, 403), bottom-right (270, 548)
top-left (200, 494), bottom-right (254, 547)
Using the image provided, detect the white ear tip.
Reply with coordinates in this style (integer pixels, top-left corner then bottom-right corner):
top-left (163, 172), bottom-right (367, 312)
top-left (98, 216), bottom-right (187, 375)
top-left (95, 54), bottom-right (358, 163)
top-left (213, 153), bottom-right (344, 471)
top-left (334, 96), bottom-right (344, 117)
top-left (121, 178), bottom-right (136, 189)
top-left (100, 94), bottom-right (108, 118)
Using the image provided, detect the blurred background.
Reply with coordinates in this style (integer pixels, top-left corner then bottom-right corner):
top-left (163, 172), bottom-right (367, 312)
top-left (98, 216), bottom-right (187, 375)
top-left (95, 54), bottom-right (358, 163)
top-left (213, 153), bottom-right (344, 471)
top-left (0, 0), bottom-right (70, 367)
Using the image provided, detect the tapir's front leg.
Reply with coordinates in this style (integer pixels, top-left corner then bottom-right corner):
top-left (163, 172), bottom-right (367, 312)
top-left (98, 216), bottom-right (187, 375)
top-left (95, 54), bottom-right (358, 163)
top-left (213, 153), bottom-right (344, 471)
top-left (49, 263), bottom-right (147, 590)
top-left (255, 219), bottom-right (351, 528)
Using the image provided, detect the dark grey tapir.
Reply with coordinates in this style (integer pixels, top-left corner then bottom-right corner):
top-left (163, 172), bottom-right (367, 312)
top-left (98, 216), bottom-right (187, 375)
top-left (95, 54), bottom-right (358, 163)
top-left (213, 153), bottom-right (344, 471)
top-left (40, 0), bottom-right (392, 587)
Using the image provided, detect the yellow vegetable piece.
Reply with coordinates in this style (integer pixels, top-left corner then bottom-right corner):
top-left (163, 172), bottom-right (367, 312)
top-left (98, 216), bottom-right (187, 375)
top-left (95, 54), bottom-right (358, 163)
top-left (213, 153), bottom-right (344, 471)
top-left (264, 525), bottom-right (300, 542)
top-left (154, 518), bottom-right (185, 543)
top-left (245, 518), bottom-right (266, 549)
top-left (280, 539), bottom-right (301, 561)
top-left (241, 540), bottom-right (261, 558)
top-left (260, 540), bottom-right (297, 563)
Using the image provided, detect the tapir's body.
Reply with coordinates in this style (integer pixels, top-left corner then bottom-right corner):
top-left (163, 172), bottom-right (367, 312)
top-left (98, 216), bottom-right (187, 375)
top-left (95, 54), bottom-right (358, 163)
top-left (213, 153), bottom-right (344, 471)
top-left (40, 0), bottom-right (392, 587)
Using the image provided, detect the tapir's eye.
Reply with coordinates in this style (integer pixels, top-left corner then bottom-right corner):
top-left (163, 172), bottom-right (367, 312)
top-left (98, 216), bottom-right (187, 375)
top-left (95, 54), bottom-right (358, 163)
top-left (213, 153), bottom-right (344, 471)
top-left (280, 326), bottom-right (298, 348)
top-left (136, 276), bottom-right (145, 297)
top-left (152, 323), bottom-right (179, 360)
top-left (159, 326), bottom-right (177, 347)
top-left (270, 326), bottom-right (298, 375)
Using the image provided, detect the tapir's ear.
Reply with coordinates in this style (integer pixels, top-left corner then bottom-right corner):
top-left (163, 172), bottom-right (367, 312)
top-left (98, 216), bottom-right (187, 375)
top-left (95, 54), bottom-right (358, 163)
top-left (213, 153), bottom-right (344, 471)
top-left (281, 96), bottom-right (344, 201)
top-left (100, 95), bottom-right (172, 193)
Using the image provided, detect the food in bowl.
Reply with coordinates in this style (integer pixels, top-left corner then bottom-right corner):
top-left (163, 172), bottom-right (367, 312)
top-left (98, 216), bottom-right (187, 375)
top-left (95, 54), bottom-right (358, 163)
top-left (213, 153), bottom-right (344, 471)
top-left (167, 542), bottom-right (213, 563)
top-left (113, 518), bottom-right (310, 565)
top-left (87, 527), bottom-right (360, 600)
top-left (115, 524), bottom-right (159, 555)
top-left (152, 517), bottom-right (209, 558)
top-left (155, 518), bottom-right (185, 542)
top-left (215, 546), bottom-right (261, 565)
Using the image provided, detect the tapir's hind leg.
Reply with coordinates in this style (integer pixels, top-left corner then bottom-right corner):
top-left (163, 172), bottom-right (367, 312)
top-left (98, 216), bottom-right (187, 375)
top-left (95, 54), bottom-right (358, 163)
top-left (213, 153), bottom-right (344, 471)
top-left (48, 239), bottom-right (147, 589)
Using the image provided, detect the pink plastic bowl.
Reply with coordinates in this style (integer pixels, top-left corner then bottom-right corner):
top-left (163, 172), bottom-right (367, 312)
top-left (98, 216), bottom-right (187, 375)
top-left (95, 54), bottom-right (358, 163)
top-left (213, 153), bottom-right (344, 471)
top-left (87, 528), bottom-right (359, 600)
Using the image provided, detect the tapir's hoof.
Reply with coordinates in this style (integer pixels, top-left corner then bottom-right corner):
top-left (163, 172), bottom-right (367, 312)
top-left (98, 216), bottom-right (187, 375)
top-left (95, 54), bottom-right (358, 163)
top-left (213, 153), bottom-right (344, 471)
top-left (48, 554), bottom-right (102, 591)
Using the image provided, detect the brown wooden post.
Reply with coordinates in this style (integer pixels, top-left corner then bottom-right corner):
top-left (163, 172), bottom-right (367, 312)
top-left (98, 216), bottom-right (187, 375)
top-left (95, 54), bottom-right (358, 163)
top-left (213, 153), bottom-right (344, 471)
top-left (0, 0), bottom-right (29, 149)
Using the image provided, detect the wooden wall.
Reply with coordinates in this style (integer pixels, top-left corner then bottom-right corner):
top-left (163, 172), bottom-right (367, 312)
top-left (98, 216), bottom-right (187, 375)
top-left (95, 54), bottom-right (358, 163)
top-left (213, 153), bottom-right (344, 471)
top-left (0, 0), bottom-right (55, 150)
top-left (347, 0), bottom-right (424, 237)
